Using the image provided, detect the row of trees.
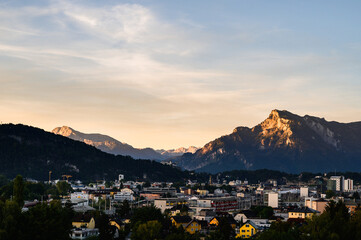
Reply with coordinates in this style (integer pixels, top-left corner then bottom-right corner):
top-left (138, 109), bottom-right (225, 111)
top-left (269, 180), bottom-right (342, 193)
top-left (0, 175), bottom-right (74, 240)
top-left (0, 174), bottom-right (72, 202)
top-left (257, 201), bottom-right (361, 240)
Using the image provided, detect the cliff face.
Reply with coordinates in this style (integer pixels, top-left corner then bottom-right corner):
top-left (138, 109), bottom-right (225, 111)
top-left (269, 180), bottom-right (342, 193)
top-left (173, 110), bottom-right (361, 173)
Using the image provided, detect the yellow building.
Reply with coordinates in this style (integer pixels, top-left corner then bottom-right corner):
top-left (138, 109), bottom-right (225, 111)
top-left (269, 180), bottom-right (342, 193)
top-left (288, 207), bottom-right (319, 219)
top-left (72, 214), bottom-right (96, 229)
top-left (209, 216), bottom-right (237, 229)
top-left (236, 220), bottom-right (260, 239)
top-left (184, 220), bottom-right (201, 234)
top-left (171, 216), bottom-right (192, 228)
top-left (110, 219), bottom-right (123, 231)
top-left (171, 216), bottom-right (201, 234)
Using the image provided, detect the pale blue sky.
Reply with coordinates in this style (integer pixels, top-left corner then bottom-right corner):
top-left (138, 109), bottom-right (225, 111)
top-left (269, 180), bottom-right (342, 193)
top-left (0, 0), bottom-right (360, 149)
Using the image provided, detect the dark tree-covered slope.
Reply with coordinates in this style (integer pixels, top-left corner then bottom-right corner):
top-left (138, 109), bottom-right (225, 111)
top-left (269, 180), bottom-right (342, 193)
top-left (0, 124), bottom-right (189, 181)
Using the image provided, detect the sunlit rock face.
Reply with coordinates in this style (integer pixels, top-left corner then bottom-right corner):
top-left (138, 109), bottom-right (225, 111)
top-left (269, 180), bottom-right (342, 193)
top-left (52, 126), bottom-right (166, 161)
top-left (173, 110), bottom-right (361, 173)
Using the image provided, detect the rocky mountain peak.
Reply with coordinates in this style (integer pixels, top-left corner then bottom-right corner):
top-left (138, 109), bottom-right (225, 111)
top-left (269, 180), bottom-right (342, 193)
top-left (256, 110), bottom-right (295, 147)
top-left (173, 110), bottom-right (361, 173)
top-left (52, 126), bottom-right (75, 137)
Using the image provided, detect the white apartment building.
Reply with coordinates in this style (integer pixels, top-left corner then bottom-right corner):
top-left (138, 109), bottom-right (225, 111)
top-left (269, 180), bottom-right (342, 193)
top-left (264, 191), bottom-right (279, 208)
top-left (300, 187), bottom-right (309, 198)
top-left (330, 176), bottom-right (345, 192)
top-left (113, 192), bottom-right (134, 202)
top-left (344, 179), bottom-right (354, 192)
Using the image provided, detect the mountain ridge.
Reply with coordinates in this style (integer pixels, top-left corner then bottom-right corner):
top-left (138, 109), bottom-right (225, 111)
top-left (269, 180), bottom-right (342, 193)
top-left (172, 109), bottom-right (361, 173)
top-left (52, 126), bottom-right (199, 160)
top-left (0, 123), bottom-right (189, 181)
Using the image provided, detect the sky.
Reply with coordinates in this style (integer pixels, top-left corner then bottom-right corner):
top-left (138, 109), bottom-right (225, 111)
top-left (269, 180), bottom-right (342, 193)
top-left (0, 0), bottom-right (361, 149)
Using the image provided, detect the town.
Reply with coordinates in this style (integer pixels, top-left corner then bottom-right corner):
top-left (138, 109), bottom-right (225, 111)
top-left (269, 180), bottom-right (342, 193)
top-left (2, 171), bottom-right (360, 240)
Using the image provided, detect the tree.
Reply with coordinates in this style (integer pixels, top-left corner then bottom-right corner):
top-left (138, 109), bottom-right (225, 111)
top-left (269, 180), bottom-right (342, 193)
top-left (131, 220), bottom-right (162, 240)
top-left (96, 212), bottom-right (115, 240)
top-left (0, 200), bottom-right (23, 240)
top-left (256, 221), bottom-right (300, 240)
top-left (260, 207), bottom-right (274, 219)
top-left (300, 200), bottom-right (351, 240)
top-left (117, 200), bottom-right (130, 218)
top-left (13, 175), bottom-right (24, 207)
top-left (352, 192), bottom-right (360, 200)
top-left (326, 190), bottom-right (335, 199)
top-left (22, 200), bottom-right (74, 240)
top-left (212, 218), bottom-right (234, 240)
top-left (130, 206), bottom-right (164, 228)
top-left (56, 181), bottom-right (72, 196)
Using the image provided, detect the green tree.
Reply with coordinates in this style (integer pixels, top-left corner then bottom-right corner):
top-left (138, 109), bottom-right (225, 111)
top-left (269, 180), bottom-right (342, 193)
top-left (96, 212), bottom-right (115, 240)
top-left (132, 220), bottom-right (162, 240)
top-left (22, 200), bottom-right (74, 240)
top-left (300, 201), bottom-right (351, 240)
top-left (117, 200), bottom-right (130, 218)
top-left (256, 221), bottom-right (300, 240)
top-left (326, 190), bottom-right (335, 199)
top-left (130, 206), bottom-right (164, 228)
top-left (13, 175), bottom-right (24, 207)
top-left (56, 181), bottom-right (72, 196)
top-left (0, 200), bottom-right (23, 240)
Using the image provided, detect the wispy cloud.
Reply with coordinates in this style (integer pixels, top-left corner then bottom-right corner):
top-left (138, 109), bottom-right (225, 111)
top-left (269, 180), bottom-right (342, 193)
top-left (0, 0), bottom-right (360, 148)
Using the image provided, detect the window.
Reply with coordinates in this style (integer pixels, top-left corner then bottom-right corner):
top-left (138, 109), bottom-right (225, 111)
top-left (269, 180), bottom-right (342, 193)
top-left (247, 230), bottom-right (249, 232)
top-left (246, 224), bottom-right (249, 227)
top-left (242, 230), bottom-right (245, 232)
top-left (191, 228), bottom-right (193, 231)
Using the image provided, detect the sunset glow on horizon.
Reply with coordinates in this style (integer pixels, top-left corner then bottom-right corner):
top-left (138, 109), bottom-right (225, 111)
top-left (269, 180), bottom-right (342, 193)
top-left (1, 0), bottom-right (361, 149)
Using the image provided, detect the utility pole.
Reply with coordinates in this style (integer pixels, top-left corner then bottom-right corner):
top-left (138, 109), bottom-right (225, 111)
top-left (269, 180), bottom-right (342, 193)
top-left (49, 171), bottom-right (52, 184)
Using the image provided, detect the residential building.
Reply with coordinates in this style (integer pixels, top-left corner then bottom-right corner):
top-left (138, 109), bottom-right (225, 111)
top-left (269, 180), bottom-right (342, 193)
top-left (184, 219), bottom-right (201, 234)
top-left (171, 216), bottom-right (192, 228)
top-left (236, 220), bottom-right (261, 239)
top-left (154, 198), bottom-right (187, 213)
top-left (264, 191), bottom-right (278, 208)
top-left (305, 197), bottom-right (328, 213)
top-left (72, 214), bottom-right (96, 229)
top-left (209, 216), bottom-right (237, 229)
top-left (196, 196), bottom-right (238, 213)
top-left (328, 176), bottom-right (345, 192)
top-left (344, 179), bottom-right (354, 192)
top-left (113, 192), bottom-right (134, 202)
top-left (288, 207), bottom-right (319, 219)
top-left (300, 187), bottom-right (309, 198)
top-left (71, 228), bottom-right (99, 240)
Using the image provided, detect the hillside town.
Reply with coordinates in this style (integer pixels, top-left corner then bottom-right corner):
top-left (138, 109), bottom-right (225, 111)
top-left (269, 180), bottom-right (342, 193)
top-left (15, 172), bottom-right (360, 239)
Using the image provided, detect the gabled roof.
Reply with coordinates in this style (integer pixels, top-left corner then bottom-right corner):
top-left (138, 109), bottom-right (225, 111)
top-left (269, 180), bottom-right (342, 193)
top-left (184, 219), bottom-right (200, 228)
top-left (241, 220), bottom-right (262, 230)
top-left (171, 216), bottom-right (192, 224)
top-left (210, 216), bottom-right (237, 225)
top-left (72, 213), bottom-right (94, 223)
top-left (237, 210), bottom-right (258, 218)
top-left (289, 207), bottom-right (319, 214)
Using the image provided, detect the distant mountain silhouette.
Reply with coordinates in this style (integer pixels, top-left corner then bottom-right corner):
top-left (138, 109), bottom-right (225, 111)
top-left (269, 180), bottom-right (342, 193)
top-left (172, 110), bottom-right (361, 173)
top-left (0, 124), bottom-right (190, 181)
top-left (52, 126), bottom-right (197, 160)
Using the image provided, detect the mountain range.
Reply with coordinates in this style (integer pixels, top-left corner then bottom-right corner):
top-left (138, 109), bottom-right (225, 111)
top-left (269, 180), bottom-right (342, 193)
top-left (172, 109), bottom-right (361, 173)
top-left (0, 124), bottom-right (190, 181)
top-left (52, 126), bottom-right (198, 160)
